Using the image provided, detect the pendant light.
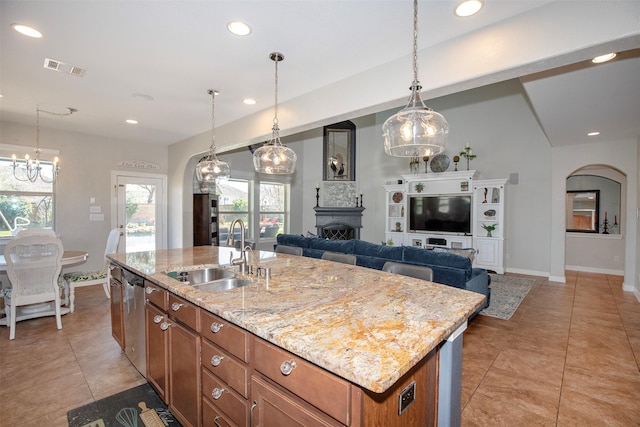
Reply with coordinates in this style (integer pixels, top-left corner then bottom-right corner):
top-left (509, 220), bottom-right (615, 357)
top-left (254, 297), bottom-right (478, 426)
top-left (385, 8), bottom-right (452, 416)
top-left (196, 89), bottom-right (230, 187)
top-left (382, 0), bottom-right (448, 158)
top-left (253, 52), bottom-right (297, 175)
top-left (11, 105), bottom-right (76, 183)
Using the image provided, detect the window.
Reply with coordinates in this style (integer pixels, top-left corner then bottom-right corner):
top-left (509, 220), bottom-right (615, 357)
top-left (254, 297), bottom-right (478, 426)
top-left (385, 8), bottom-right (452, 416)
top-left (0, 157), bottom-right (55, 236)
top-left (259, 181), bottom-right (288, 239)
top-left (217, 179), bottom-right (250, 243)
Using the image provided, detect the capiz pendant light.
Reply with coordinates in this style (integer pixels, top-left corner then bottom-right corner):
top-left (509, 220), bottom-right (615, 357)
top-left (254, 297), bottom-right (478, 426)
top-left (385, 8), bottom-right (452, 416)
top-left (253, 52), bottom-right (297, 175)
top-left (382, 0), bottom-right (448, 158)
top-left (196, 89), bottom-right (230, 187)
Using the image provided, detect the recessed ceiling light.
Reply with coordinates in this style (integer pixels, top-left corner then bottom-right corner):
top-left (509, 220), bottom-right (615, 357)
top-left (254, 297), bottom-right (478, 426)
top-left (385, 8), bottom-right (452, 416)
top-left (455, 0), bottom-right (483, 17)
top-left (11, 23), bottom-right (43, 38)
top-left (126, 119), bottom-right (138, 125)
top-left (592, 53), bottom-right (617, 63)
top-left (243, 98), bottom-right (256, 105)
top-left (587, 131), bottom-right (600, 136)
top-left (227, 21), bottom-right (252, 36)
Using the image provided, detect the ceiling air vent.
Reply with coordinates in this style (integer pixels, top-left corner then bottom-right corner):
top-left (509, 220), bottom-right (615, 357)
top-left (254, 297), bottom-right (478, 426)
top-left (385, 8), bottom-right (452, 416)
top-left (43, 58), bottom-right (86, 77)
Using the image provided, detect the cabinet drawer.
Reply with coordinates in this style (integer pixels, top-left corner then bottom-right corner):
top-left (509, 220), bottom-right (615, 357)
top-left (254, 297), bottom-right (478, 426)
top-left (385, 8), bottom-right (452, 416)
top-left (202, 397), bottom-right (237, 427)
top-left (201, 310), bottom-right (249, 363)
top-left (145, 282), bottom-right (167, 310)
top-left (202, 368), bottom-right (248, 426)
top-left (169, 293), bottom-right (199, 331)
top-left (201, 340), bottom-right (249, 398)
top-left (252, 375), bottom-right (343, 427)
top-left (253, 338), bottom-right (351, 425)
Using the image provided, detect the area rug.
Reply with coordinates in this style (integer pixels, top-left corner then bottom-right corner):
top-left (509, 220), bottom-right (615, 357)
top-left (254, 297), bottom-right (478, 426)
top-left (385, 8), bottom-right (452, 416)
top-left (67, 383), bottom-right (181, 427)
top-left (479, 274), bottom-right (535, 320)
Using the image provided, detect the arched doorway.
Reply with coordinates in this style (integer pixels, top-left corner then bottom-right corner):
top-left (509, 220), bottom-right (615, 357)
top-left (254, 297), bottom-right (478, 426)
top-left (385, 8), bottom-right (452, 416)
top-left (565, 165), bottom-right (626, 275)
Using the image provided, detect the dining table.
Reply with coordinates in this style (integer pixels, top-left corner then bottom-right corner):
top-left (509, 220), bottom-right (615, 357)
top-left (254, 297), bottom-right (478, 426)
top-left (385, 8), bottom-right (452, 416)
top-left (0, 250), bottom-right (89, 272)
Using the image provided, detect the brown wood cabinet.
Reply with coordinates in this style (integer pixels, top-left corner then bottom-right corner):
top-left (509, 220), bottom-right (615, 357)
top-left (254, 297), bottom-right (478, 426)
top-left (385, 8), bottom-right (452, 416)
top-left (144, 283), bottom-right (201, 427)
top-left (145, 302), bottom-right (168, 402)
top-left (139, 287), bottom-right (440, 427)
top-left (200, 310), bottom-right (251, 426)
top-left (109, 264), bottom-right (124, 349)
top-left (194, 193), bottom-right (220, 246)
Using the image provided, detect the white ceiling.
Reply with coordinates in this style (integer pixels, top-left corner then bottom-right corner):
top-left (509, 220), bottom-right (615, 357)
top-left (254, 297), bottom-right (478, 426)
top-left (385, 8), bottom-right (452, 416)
top-left (1, 1), bottom-right (639, 150)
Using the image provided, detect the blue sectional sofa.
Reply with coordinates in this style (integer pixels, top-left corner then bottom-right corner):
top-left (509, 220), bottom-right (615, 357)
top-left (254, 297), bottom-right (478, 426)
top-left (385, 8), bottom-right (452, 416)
top-left (276, 234), bottom-right (490, 312)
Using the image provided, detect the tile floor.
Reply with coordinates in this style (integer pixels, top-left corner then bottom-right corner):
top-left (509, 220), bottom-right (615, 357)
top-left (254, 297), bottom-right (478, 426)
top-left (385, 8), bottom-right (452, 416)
top-left (0, 271), bottom-right (638, 426)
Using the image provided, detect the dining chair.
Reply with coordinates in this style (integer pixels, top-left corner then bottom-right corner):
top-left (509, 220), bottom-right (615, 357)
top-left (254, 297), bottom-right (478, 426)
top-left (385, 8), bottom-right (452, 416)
top-left (62, 228), bottom-right (120, 313)
top-left (382, 261), bottom-right (433, 282)
top-left (3, 235), bottom-right (65, 340)
top-left (275, 245), bottom-right (303, 256)
top-left (321, 251), bottom-right (357, 265)
top-left (15, 228), bottom-right (57, 238)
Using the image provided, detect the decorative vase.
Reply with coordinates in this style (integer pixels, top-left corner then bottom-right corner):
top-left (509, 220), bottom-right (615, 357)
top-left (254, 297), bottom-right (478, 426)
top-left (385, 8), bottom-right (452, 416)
top-left (487, 231), bottom-right (492, 237)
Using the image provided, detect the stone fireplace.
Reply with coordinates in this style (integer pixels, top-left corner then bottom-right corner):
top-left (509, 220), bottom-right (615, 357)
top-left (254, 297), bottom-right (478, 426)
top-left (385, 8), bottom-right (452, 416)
top-left (314, 206), bottom-right (365, 240)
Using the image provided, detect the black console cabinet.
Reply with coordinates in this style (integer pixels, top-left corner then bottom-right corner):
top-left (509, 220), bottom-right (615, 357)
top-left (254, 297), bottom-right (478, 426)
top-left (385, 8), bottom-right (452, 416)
top-left (193, 193), bottom-right (219, 246)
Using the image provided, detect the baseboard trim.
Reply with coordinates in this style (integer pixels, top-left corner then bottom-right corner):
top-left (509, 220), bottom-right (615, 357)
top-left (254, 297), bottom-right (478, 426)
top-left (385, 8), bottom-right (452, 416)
top-left (504, 267), bottom-right (551, 279)
top-left (565, 265), bottom-right (624, 276)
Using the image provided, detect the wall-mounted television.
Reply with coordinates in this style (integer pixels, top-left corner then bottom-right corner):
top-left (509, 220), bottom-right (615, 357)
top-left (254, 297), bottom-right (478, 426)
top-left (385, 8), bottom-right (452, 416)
top-left (409, 194), bottom-right (472, 235)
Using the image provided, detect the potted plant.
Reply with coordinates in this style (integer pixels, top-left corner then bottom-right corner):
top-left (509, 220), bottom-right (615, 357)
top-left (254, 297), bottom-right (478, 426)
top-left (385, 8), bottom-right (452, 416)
top-left (386, 239), bottom-right (394, 246)
top-left (415, 183), bottom-right (424, 193)
top-left (481, 223), bottom-right (496, 237)
top-left (395, 222), bottom-right (402, 232)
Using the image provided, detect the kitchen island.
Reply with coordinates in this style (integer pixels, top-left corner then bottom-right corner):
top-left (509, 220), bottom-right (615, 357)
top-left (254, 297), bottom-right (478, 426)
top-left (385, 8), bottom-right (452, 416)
top-left (108, 246), bottom-right (485, 426)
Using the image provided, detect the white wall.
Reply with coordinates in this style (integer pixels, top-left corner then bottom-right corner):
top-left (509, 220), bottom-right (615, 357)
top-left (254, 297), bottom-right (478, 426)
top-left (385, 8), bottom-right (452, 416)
top-left (1, 120), bottom-right (169, 271)
top-left (551, 139), bottom-right (638, 289)
top-left (167, 78), bottom-right (639, 295)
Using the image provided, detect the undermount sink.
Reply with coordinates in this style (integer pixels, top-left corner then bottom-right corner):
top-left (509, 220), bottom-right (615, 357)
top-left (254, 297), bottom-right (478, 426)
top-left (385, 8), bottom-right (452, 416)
top-left (166, 267), bottom-right (234, 285)
top-left (192, 277), bottom-right (254, 292)
top-left (165, 267), bottom-right (254, 291)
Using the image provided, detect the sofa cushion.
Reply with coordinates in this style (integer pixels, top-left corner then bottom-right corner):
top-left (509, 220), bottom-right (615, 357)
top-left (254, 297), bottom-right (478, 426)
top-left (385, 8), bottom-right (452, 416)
top-left (308, 237), bottom-right (355, 253)
top-left (432, 246), bottom-right (476, 262)
top-left (353, 239), bottom-right (403, 261)
top-left (403, 246), bottom-right (471, 271)
top-left (276, 234), bottom-right (311, 248)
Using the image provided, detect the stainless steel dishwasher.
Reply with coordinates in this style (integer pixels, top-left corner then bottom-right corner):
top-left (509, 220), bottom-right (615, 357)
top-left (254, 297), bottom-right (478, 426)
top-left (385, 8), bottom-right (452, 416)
top-left (122, 268), bottom-right (146, 376)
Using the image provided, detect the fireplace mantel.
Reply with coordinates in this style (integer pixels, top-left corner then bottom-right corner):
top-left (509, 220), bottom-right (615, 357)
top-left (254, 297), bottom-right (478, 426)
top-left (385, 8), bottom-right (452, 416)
top-left (314, 206), bottom-right (365, 240)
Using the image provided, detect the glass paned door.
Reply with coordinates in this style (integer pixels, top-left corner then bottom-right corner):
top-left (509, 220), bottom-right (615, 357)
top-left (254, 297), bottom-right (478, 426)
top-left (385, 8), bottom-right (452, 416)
top-left (114, 173), bottom-right (166, 253)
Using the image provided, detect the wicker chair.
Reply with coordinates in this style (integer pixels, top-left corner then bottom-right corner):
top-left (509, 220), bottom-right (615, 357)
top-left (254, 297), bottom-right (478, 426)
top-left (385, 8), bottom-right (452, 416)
top-left (62, 228), bottom-right (120, 313)
top-left (3, 235), bottom-right (65, 340)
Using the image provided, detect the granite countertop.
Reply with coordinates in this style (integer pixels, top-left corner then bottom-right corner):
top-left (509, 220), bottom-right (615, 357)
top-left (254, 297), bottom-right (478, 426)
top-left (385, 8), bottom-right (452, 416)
top-left (108, 246), bottom-right (485, 394)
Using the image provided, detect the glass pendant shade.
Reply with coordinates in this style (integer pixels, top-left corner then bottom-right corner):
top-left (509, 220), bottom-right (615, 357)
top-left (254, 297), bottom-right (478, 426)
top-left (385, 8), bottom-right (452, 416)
top-left (253, 52), bottom-right (296, 175)
top-left (382, 0), bottom-right (448, 158)
top-left (196, 156), bottom-right (230, 183)
top-left (196, 89), bottom-right (230, 187)
top-left (253, 127), bottom-right (297, 174)
top-left (382, 84), bottom-right (448, 157)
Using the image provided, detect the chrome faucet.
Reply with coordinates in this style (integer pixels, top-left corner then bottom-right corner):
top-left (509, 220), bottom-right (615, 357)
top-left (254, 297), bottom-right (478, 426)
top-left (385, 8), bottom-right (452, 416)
top-left (226, 218), bottom-right (247, 273)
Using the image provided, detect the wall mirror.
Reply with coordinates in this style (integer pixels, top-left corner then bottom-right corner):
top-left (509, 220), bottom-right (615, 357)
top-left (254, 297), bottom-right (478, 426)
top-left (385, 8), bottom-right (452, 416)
top-left (323, 120), bottom-right (355, 181)
top-left (566, 190), bottom-right (599, 233)
top-left (566, 173), bottom-right (621, 234)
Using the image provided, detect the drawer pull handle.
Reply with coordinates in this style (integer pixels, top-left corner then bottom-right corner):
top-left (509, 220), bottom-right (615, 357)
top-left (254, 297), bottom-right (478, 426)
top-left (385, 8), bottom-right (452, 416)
top-left (213, 416), bottom-right (222, 427)
top-left (160, 322), bottom-right (170, 331)
top-left (210, 322), bottom-right (224, 333)
top-left (171, 302), bottom-right (183, 311)
top-left (280, 360), bottom-right (296, 376)
top-left (211, 355), bottom-right (224, 367)
top-left (145, 287), bottom-right (156, 295)
top-left (153, 315), bottom-right (163, 324)
top-left (211, 387), bottom-right (225, 400)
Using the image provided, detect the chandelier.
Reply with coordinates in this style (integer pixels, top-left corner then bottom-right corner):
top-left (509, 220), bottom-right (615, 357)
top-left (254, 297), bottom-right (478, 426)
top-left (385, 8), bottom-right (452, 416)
top-left (12, 106), bottom-right (76, 183)
top-left (382, 0), bottom-right (448, 157)
top-left (253, 52), bottom-right (297, 175)
top-left (195, 89), bottom-right (230, 188)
